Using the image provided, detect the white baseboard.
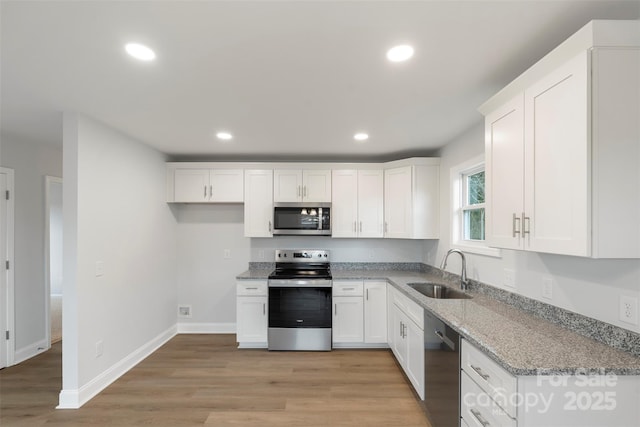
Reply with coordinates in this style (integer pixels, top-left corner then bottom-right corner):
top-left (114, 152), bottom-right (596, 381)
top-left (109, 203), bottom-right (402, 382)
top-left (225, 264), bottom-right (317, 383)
top-left (57, 324), bottom-right (177, 409)
top-left (177, 322), bottom-right (236, 334)
top-left (14, 338), bottom-right (50, 365)
top-left (332, 342), bottom-right (389, 349)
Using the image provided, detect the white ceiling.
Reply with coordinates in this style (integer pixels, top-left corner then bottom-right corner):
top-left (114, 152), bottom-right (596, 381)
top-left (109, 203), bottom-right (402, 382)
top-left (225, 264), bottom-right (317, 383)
top-left (2, 1), bottom-right (638, 161)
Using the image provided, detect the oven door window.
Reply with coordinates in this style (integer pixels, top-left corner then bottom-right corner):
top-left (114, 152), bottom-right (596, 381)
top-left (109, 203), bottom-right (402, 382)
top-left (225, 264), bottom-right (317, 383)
top-left (274, 207), bottom-right (320, 230)
top-left (269, 287), bottom-right (332, 328)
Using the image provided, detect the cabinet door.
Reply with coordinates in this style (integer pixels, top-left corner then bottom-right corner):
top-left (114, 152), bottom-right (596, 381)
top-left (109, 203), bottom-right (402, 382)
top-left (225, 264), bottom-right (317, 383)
top-left (210, 169), bottom-right (244, 202)
top-left (273, 170), bottom-right (303, 202)
top-left (303, 170), bottom-right (332, 202)
top-left (332, 296), bottom-right (364, 343)
top-left (358, 170), bottom-right (384, 238)
top-left (331, 170), bottom-right (358, 237)
top-left (384, 166), bottom-right (412, 238)
top-left (236, 296), bottom-right (267, 343)
top-left (524, 51), bottom-right (589, 256)
top-left (174, 169), bottom-right (210, 202)
top-left (484, 95), bottom-right (525, 250)
top-left (404, 316), bottom-right (425, 400)
top-left (391, 305), bottom-right (406, 365)
top-left (364, 281), bottom-right (387, 343)
top-left (244, 170), bottom-right (273, 237)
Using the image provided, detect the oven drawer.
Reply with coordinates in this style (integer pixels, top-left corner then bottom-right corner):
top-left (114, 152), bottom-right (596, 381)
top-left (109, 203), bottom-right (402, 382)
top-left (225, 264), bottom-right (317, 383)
top-left (333, 280), bottom-right (364, 296)
top-left (237, 281), bottom-right (268, 296)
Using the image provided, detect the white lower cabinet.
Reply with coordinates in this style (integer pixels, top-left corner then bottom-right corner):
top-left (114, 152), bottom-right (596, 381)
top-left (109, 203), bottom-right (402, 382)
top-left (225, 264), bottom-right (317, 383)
top-left (387, 286), bottom-right (424, 399)
top-left (364, 281), bottom-right (387, 343)
top-left (332, 280), bottom-right (387, 346)
top-left (461, 338), bottom-right (640, 427)
top-left (236, 281), bottom-right (268, 347)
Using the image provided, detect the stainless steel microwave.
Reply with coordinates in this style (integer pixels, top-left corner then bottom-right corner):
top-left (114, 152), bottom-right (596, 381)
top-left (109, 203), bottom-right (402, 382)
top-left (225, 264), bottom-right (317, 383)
top-left (273, 203), bottom-right (331, 236)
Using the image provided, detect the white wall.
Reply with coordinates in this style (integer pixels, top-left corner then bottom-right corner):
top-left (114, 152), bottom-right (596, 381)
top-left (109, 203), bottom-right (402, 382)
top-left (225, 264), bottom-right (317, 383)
top-left (0, 137), bottom-right (62, 357)
top-left (435, 122), bottom-right (640, 334)
top-left (175, 202), bottom-right (431, 327)
top-left (60, 114), bottom-right (178, 408)
top-left (49, 180), bottom-right (63, 295)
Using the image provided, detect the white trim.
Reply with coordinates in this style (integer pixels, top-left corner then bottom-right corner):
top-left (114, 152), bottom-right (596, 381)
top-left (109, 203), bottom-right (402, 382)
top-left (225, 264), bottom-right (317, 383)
top-left (14, 337), bottom-right (49, 365)
top-left (0, 167), bottom-right (15, 367)
top-left (450, 156), bottom-right (501, 258)
top-left (57, 325), bottom-right (177, 409)
top-left (332, 343), bottom-right (389, 349)
top-left (44, 176), bottom-right (63, 348)
top-left (237, 342), bottom-right (268, 349)
top-left (177, 322), bottom-right (236, 334)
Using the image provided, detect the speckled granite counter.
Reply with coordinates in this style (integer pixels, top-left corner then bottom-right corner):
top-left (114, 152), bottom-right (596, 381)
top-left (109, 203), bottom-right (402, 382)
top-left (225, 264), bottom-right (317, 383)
top-left (237, 266), bottom-right (640, 376)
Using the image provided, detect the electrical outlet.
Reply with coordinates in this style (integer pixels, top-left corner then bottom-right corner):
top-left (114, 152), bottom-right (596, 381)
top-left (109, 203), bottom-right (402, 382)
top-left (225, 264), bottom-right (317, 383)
top-left (619, 296), bottom-right (638, 325)
top-left (223, 249), bottom-right (231, 259)
top-left (503, 269), bottom-right (515, 288)
top-left (542, 276), bottom-right (553, 300)
top-left (178, 305), bottom-right (192, 318)
top-left (96, 340), bottom-right (104, 358)
top-left (95, 261), bottom-right (104, 277)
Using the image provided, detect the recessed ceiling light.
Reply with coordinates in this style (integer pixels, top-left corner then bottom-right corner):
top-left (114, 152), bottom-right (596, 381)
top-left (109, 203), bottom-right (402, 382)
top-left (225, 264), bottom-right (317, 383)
top-left (386, 45), bottom-right (414, 62)
top-left (216, 132), bottom-right (233, 141)
top-left (125, 43), bottom-right (156, 61)
top-left (354, 133), bottom-right (369, 142)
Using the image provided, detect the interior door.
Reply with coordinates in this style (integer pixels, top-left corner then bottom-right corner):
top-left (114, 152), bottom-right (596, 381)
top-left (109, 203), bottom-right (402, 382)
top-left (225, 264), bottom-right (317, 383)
top-left (0, 172), bottom-right (8, 368)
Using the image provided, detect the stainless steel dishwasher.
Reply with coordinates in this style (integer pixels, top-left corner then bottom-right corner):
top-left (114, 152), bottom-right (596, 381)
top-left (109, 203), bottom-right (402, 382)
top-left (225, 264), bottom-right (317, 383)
top-left (424, 311), bottom-right (461, 427)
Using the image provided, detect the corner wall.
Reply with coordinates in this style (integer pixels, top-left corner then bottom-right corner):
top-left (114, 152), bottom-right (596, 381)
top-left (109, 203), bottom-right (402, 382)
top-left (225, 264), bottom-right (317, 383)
top-left (59, 114), bottom-right (178, 408)
top-left (435, 123), bottom-right (640, 334)
top-left (0, 137), bottom-right (62, 360)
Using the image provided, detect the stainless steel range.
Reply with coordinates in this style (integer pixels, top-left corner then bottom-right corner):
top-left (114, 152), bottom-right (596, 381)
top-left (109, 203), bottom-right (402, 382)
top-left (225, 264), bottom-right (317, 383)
top-left (267, 249), bottom-right (332, 351)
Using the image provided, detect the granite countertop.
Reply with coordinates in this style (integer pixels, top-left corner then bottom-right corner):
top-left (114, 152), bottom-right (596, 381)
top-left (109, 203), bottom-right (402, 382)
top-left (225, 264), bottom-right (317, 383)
top-left (237, 267), bottom-right (640, 376)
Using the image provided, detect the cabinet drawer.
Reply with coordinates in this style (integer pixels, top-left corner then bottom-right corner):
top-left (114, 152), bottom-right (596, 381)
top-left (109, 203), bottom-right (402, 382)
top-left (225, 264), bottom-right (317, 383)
top-left (462, 339), bottom-right (517, 418)
top-left (390, 286), bottom-right (423, 329)
top-left (333, 281), bottom-right (364, 296)
top-left (236, 281), bottom-right (268, 296)
top-left (461, 372), bottom-right (517, 427)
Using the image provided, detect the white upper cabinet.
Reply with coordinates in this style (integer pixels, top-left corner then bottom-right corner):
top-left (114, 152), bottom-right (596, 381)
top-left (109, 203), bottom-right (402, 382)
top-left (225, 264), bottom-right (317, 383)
top-left (481, 21), bottom-right (640, 258)
top-left (172, 168), bottom-right (244, 203)
top-left (331, 169), bottom-right (383, 238)
top-left (384, 160), bottom-right (439, 239)
top-left (244, 170), bottom-right (273, 238)
top-left (274, 169), bottom-right (331, 202)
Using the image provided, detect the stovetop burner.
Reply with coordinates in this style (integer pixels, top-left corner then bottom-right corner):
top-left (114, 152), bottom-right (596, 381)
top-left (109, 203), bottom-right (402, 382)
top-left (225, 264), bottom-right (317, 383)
top-left (269, 249), bottom-right (331, 280)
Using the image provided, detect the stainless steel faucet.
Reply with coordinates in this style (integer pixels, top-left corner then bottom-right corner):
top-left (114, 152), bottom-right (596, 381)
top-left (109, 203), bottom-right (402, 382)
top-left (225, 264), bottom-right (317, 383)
top-left (440, 249), bottom-right (468, 291)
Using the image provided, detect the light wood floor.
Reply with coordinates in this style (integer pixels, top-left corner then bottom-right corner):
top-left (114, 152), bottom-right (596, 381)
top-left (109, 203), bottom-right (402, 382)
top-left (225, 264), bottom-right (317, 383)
top-left (0, 334), bottom-right (431, 426)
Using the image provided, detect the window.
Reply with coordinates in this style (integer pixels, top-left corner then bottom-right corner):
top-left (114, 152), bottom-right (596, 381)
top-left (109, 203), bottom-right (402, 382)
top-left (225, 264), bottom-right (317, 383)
top-left (450, 156), bottom-right (500, 257)
top-left (462, 168), bottom-right (485, 241)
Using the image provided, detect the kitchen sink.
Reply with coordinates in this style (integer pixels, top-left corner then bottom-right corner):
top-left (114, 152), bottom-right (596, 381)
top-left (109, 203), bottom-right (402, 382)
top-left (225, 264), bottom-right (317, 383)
top-left (407, 282), bottom-right (472, 299)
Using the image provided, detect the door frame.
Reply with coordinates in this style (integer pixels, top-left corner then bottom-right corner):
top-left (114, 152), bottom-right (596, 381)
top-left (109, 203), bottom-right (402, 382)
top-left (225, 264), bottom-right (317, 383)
top-left (1, 167), bottom-right (15, 367)
top-left (44, 176), bottom-right (63, 347)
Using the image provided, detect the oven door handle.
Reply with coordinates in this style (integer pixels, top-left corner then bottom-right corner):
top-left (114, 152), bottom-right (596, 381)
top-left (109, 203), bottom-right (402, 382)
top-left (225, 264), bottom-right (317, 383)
top-left (268, 279), bottom-right (333, 288)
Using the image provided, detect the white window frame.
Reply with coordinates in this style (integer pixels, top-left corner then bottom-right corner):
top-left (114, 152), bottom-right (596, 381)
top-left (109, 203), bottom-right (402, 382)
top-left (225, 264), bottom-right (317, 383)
top-left (450, 155), bottom-right (501, 258)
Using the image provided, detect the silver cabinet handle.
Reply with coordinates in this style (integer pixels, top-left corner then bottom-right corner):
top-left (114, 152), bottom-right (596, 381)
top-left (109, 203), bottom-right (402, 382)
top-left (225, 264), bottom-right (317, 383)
top-left (334, 304), bottom-right (337, 316)
top-left (209, 185), bottom-right (213, 198)
top-left (470, 409), bottom-right (491, 427)
top-left (303, 186), bottom-right (307, 197)
top-left (343, 287), bottom-right (355, 291)
top-left (359, 221), bottom-right (362, 232)
top-left (470, 364), bottom-right (490, 381)
top-left (263, 303), bottom-right (266, 315)
top-left (354, 221), bottom-right (357, 232)
top-left (204, 185), bottom-right (207, 198)
top-left (435, 330), bottom-right (444, 340)
top-left (268, 221), bottom-right (272, 232)
top-left (399, 321), bottom-right (403, 337)
top-left (297, 185), bottom-right (301, 197)
top-left (246, 287), bottom-right (258, 290)
top-left (366, 289), bottom-right (369, 300)
top-left (522, 212), bottom-right (530, 236)
top-left (512, 213), bottom-right (520, 237)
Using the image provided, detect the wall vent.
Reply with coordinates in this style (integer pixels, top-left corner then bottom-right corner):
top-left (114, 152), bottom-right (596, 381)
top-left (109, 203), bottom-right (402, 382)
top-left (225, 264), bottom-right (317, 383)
top-left (178, 305), bottom-right (192, 318)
